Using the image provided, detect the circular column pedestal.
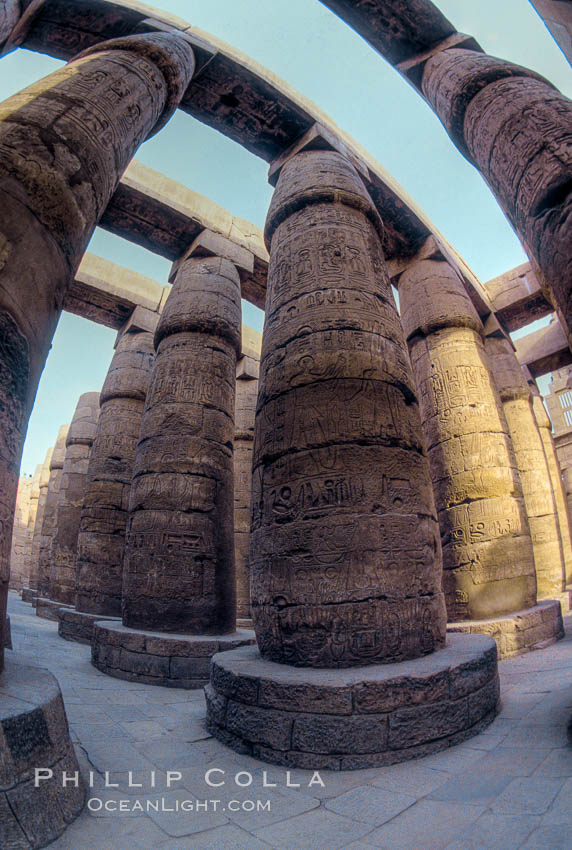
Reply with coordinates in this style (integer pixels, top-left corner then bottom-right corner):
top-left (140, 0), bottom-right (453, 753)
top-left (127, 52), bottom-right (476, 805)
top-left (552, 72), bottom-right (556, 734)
top-left (92, 622), bottom-right (256, 689)
top-left (206, 634), bottom-right (499, 770)
top-left (448, 600), bottom-right (564, 660)
top-left (35, 598), bottom-right (74, 622)
top-left (58, 610), bottom-right (121, 646)
top-left (0, 659), bottom-right (85, 848)
top-left (237, 618), bottom-right (253, 630)
top-left (21, 588), bottom-right (37, 604)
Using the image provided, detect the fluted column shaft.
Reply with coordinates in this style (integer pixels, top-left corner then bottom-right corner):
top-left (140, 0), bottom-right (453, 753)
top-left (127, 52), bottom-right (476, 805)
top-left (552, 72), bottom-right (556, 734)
top-left (252, 149), bottom-right (446, 667)
top-left (398, 259), bottom-right (537, 621)
top-left (0, 32), bottom-right (195, 667)
top-left (122, 256), bottom-right (241, 634)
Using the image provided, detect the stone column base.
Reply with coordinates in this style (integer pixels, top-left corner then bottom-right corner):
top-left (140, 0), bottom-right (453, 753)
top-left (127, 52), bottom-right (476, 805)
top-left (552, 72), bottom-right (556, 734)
top-left (1, 658), bottom-right (85, 848)
top-left (35, 598), bottom-right (74, 622)
top-left (92, 622), bottom-right (256, 689)
top-left (21, 588), bottom-right (37, 603)
top-left (448, 600), bottom-right (564, 660)
top-left (58, 610), bottom-right (121, 646)
top-left (206, 634), bottom-right (499, 770)
top-left (237, 618), bottom-right (253, 630)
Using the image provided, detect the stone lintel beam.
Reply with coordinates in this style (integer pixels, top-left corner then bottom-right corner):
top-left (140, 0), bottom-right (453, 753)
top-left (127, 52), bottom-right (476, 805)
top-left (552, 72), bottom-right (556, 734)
top-left (268, 122), bottom-right (370, 186)
top-left (118, 305), bottom-right (160, 338)
top-left (170, 229), bottom-right (255, 284)
top-left (515, 319), bottom-right (572, 378)
top-left (485, 263), bottom-right (553, 332)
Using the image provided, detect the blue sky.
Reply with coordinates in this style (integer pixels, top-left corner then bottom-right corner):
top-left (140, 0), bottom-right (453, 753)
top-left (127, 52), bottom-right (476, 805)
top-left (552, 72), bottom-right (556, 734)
top-left (2, 0), bottom-right (570, 475)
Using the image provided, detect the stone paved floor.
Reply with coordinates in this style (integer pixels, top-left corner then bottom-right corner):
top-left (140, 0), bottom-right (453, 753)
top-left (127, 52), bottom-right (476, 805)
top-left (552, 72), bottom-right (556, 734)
top-left (7, 592), bottom-right (572, 850)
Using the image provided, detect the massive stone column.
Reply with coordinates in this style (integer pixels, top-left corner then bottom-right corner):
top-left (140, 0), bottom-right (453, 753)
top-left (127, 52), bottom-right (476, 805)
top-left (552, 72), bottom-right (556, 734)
top-left (234, 355), bottom-right (258, 623)
top-left (72, 331), bottom-right (154, 631)
top-left (20, 464), bottom-right (41, 601)
top-left (7, 475), bottom-right (33, 593)
top-left (0, 31), bottom-right (195, 670)
top-left (533, 391), bottom-right (572, 589)
top-left (0, 1), bottom-right (19, 50)
top-left (485, 335), bottom-right (566, 600)
top-left (28, 445), bottom-right (53, 592)
top-left (37, 424), bottom-right (69, 599)
top-left (421, 49), bottom-right (572, 340)
top-left (398, 260), bottom-right (537, 623)
top-left (207, 149), bottom-right (499, 769)
top-left (41, 393), bottom-right (99, 616)
top-left (93, 254), bottom-right (254, 687)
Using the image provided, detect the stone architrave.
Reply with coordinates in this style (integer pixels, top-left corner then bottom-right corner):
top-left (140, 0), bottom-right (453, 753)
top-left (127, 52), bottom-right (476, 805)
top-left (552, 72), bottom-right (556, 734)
top-left (0, 1), bottom-right (19, 50)
top-left (75, 330), bottom-right (154, 618)
top-left (250, 149), bottom-right (446, 667)
top-left (421, 49), bottom-right (572, 340)
top-left (122, 256), bottom-right (242, 634)
top-left (398, 259), bottom-right (537, 622)
top-left (533, 391), bottom-right (572, 588)
top-left (486, 335), bottom-right (566, 599)
top-left (37, 424), bottom-right (69, 599)
top-left (234, 358), bottom-right (258, 622)
top-left (27, 445), bottom-right (53, 592)
top-left (0, 32), bottom-right (195, 668)
top-left (48, 393), bottom-right (99, 607)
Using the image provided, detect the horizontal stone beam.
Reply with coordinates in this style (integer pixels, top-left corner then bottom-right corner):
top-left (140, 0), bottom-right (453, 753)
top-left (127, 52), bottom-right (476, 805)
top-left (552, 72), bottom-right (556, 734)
top-left (20, 0), bottom-right (490, 296)
top-left (514, 319), bottom-right (572, 378)
top-left (484, 262), bottom-right (553, 332)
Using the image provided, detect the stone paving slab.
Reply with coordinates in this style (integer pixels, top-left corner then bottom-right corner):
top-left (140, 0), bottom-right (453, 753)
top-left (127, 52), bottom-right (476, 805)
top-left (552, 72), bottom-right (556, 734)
top-left (4, 592), bottom-right (572, 850)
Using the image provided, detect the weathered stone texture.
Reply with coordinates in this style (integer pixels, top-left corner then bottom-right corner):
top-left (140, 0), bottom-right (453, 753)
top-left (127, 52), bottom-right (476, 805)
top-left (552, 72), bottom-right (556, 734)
top-left (206, 635), bottom-right (499, 769)
top-left (486, 336), bottom-right (566, 599)
top-left (533, 392), bottom-right (572, 587)
top-left (0, 32), bottom-right (196, 669)
top-left (234, 364), bottom-right (258, 620)
top-left (0, 1), bottom-right (19, 50)
top-left (0, 658), bottom-right (85, 847)
top-left (122, 256), bottom-right (241, 634)
top-left (398, 260), bottom-right (536, 622)
top-left (7, 476), bottom-right (33, 593)
top-left (49, 393), bottom-right (99, 606)
top-left (75, 330), bottom-right (154, 617)
top-left (251, 150), bottom-right (445, 667)
top-left (37, 424), bottom-right (69, 599)
top-left (422, 48), bottom-right (572, 346)
top-left (27, 447), bottom-right (54, 595)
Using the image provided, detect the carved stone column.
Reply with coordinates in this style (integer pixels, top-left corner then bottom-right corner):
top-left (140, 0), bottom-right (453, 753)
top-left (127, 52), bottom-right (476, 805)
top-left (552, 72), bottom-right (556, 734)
top-left (398, 260), bottom-right (538, 623)
top-left (28, 445), bottom-right (53, 592)
top-left (8, 475), bottom-right (33, 593)
top-left (533, 391), bottom-right (572, 591)
top-left (93, 255), bottom-right (254, 687)
top-left (38, 393), bottom-right (99, 618)
top-left (65, 330), bottom-right (154, 644)
top-left (0, 1), bottom-right (19, 50)
top-left (207, 148), bottom-right (500, 769)
top-left (37, 424), bottom-right (69, 599)
top-left (234, 356), bottom-right (258, 623)
top-left (421, 49), bottom-right (572, 340)
top-left (486, 335), bottom-right (566, 600)
top-left (20, 464), bottom-right (41, 602)
top-left (0, 31), bottom-right (195, 669)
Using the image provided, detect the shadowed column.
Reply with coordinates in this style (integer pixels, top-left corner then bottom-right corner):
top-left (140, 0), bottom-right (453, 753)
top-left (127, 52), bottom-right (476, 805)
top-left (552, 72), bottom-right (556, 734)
top-left (0, 31), bottom-right (195, 667)
top-left (122, 257), bottom-right (241, 633)
top-left (75, 330), bottom-right (154, 618)
top-left (251, 149), bottom-right (446, 667)
top-left (533, 390), bottom-right (572, 589)
top-left (21, 465), bottom-right (41, 595)
top-left (421, 48), bottom-right (572, 339)
top-left (234, 359), bottom-right (258, 622)
top-left (48, 393), bottom-right (99, 607)
top-left (486, 335), bottom-right (566, 600)
top-left (398, 259), bottom-right (537, 622)
top-left (28, 445), bottom-right (53, 592)
top-left (37, 424), bottom-right (69, 599)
